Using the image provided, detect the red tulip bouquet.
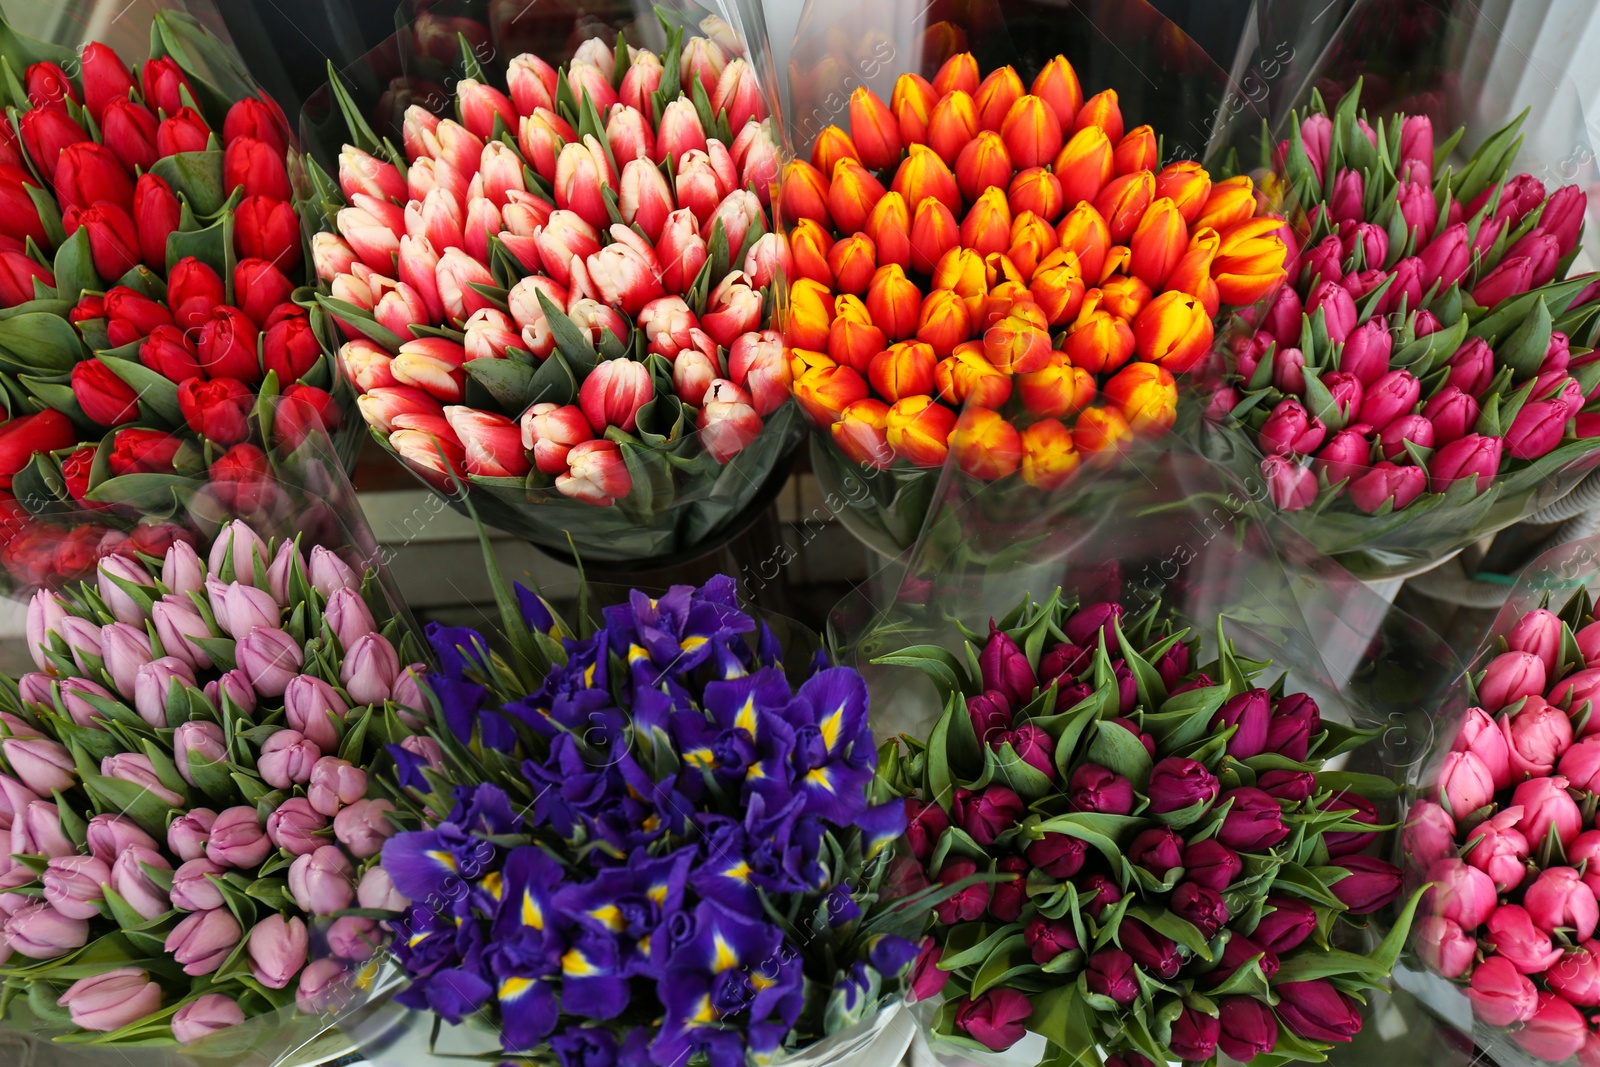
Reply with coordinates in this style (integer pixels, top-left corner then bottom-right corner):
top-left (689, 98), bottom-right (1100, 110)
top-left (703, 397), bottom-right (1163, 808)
top-left (0, 514), bottom-right (426, 1057)
top-left (1207, 84), bottom-right (1600, 578)
top-left (879, 587), bottom-right (1423, 1065)
top-left (1406, 557), bottom-right (1600, 1066)
top-left (780, 42), bottom-right (1290, 556)
top-left (0, 9), bottom-right (353, 538)
top-left (301, 8), bottom-right (801, 564)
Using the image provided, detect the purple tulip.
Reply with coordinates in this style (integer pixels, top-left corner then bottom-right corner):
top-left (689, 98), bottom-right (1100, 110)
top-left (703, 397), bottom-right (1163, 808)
top-left (341, 632), bottom-right (400, 706)
top-left (1023, 916), bottom-right (1078, 966)
top-left (1171, 882), bottom-right (1229, 937)
top-left (1170, 1005), bottom-right (1221, 1062)
top-left (1322, 791), bottom-right (1380, 856)
top-left (56, 968), bottom-right (162, 1032)
top-left (988, 855), bottom-right (1030, 922)
top-left (237, 627), bottom-right (304, 697)
top-left (1379, 256), bottom-right (1426, 315)
top-left (266, 797), bottom-right (328, 857)
top-left (42, 855), bottom-right (111, 920)
top-left (172, 993), bottom-right (245, 1045)
top-left (1183, 839), bottom-right (1241, 891)
top-left (85, 814), bottom-right (158, 864)
top-left (333, 797), bottom-right (397, 859)
top-left (208, 520), bottom-right (268, 585)
top-left (4, 902), bottom-right (89, 958)
top-left (950, 786), bottom-right (1025, 847)
top-left (98, 554), bottom-right (154, 626)
top-left (1208, 931), bottom-right (1280, 984)
top-left (1279, 980), bottom-right (1365, 1043)
top-left (1120, 919), bottom-right (1182, 979)
top-left (99, 621), bottom-right (153, 699)
top-left (259, 730), bottom-right (322, 791)
top-left (171, 857), bottom-right (227, 912)
top-left (1316, 428), bottom-right (1372, 485)
top-left (207, 805), bottom-right (271, 869)
top-left (1307, 280), bottom-right (1357, 343)
top-left (995, 724), bottom-right (1055, 780)
top-left (1259, 400), bottom-right (1326, 456)
top-left (1129, 827), bottom-right (1185, 878)
top-left (1085, 949), bottom-right (1138, 1004)
top-left (1262, 455), bottom-right (1317, 511)
top-left (165, 907), bottom-right (242, 976)
top-left (1251, 895), bottom-right (1317, 954)
top-left (904, 800), bottom-right (948, 862)
top-left (1079, 872), bottom-right (1123, 920)
top-left (1147, 756), bottom-right (1219, 814)
top-left (204, 669), bottom-right (256, 716)
top-left (101, 753), bottom-right (183, 807)
top-left (1428, 433), bottom-right (1502, 493)
top-left (1025, 832), bottom-right (1087, 878)
top-left (1211, 689), bottom-right (1271, 758)
top-left (110, 845), bottom-right (172, 920)
top-left (966, 690), bottom-right (1012, 743)
top-left (167, 809), bottom-right (217, 863)
top-left (1217, 787), bottom-right (1290, 850)
top-left (1063, 602), bottom-right (1126, 655)
top-left (1218, 996), bottom-right (1278, 1061)
top-left (1069, 763), bottom-right (1134, 815)
top-left (288, 845), bottom-right (356, 915)
top-left (247, 913), bottom-right (309, 990)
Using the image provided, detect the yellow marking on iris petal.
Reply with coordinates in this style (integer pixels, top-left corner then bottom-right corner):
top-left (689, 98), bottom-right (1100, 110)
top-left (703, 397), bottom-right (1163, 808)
top-left (724, 861), bottom-right (752, 883)
top-left (590, 905), bottom-right (625, 931)
top-left (648, 883), bottom-right (669, 906)
top-left (693, 995), bottom-right (716, 1024)
top-left (752, 972), bottom-right (776, 992)
top-left (480, 872), bottom-right (503, 900)
top-left (747, 762), bottom-right (765, 780)
top-left (820, 705), bottom-right (846, 751)
top-left (562, 949), bottom-right (599, 977)
top-left (584, 663), bottom-right (597, 687)
top-left (628, 644), bottom-right (650, 664)
top-left (499, 977), bottom-right (534, 1001)
top-left (806, 767), bottom-right (837, 793)
top-left (642, 814), bottom-right (661, 833)
top-left (734, 694), bottom-right (758, 737)
top-left (681, 635), bottom-right (707, 653)
top-left (407, 931), bottom-right (430, 947)
top-left (522, 892), bottom-right (544, 930)
top-left (713, 934), bottom-right (739, 972)
top-left (639, 935), bottom-right (651, 956)
top-left (426, 850), bottom-right (458, 871)
top-left (684, 748), bottom-right (716, 768)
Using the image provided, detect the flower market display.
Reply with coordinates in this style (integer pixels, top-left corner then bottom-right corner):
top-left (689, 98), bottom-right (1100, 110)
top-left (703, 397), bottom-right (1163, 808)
top-left (0, 11), bottom-right (350, 538)
top-left (0, 518), bottom-right (425, 1049)
top-left (882, 590), bottom-right (1422, 1063)
top-left (304, 13), bottom-right (800, 563)
top-left (1210, 85), bottom-right (1600, 578)
top-left (782, 49), bottom-right (1291, 554)
top-left (1409, 590), bottom-right (1600, 1064)
top-left (378, 573), bottom-right (933, 1063)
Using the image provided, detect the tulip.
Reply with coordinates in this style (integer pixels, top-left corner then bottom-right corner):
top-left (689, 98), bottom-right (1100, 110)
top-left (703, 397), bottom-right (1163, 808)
top-left (1524, 866), bottom-right (1599, 941)
top-left (1132, 290), bottom-right (1213, 373)
top-left (1413, 915), bottom-right (1477, 979)
top-left (1258, 399), bottom-right (1329, 457)
top-left (1147, 756), bottom-right (1219, 815)
top-left (1514, 774), bottom-right (1583, 849)
top-left (172, 994), bottom-right (246, 1045)
top-left (1129, 826), bottom-right (1184, 878)
top-left (949, 784), bottom-right (1026, 847)
top-left (883, 394), bottom-right (958, 468)
top-left (1478, 650), bottom-right (1546, 711)
top-left (1085, 949), bottom-right (1138, 1004)
top-left (20, 106), bottom-right (90, 184)
top-left (163, 907), bottom-right (242, 977)
top-left (557, 439), bottom-right (632, 506)
top-left (1166, 1006), bottom-right (1221, 1063)
top-left (1504, 694), bottom-right (1573, 777)
top-left (3, 736), bottom-right (74, 795)
top-left (108, 844), bottom-right (172, 920)
top-left (247, 914), bottom-right (309, 990)
top-left (42, 855), bottom-right (111, 922)
top-left (83, 816), bottom-right (157, 868)
top-left (56, 968), bottom-right (162, 1032)
top-left (161, 811), bottom-right (217, 867)
top-left (1485, 904), bottom-right (1565, 974)
top-left (2, 899), bottom-right (87, 960)
top-left (1276, 980), bottom-right (1362, 1044)
top-left (1506, 399), bottom-right (1568, 460)
top-left (697, 379), bottom-right (763, 463)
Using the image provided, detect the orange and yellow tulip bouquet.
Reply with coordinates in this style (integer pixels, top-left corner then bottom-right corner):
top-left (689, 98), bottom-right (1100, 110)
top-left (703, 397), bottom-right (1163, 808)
top-left (296, 2), bottom-right (803, 565)
top-left (780, 43), bottom-right (1290, 557)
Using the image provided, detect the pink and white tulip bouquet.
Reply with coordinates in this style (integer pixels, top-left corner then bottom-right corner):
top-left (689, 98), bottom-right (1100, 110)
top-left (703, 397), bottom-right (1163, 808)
top-left (1210, 84), bottom-right (1600, 579)
top-left (301, 13), bottom-right (801, 563)
top-left (1408, 591), bottom-right (1600, 1065)
top-left (0, 519), bottom-right (425, 1048)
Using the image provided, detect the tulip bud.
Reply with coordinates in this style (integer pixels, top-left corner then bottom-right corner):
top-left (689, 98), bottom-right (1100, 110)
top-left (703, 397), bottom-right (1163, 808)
top-left (1132, 290), bottom-right (1212, 374)
top-left (1428, 433), bottom-right (1503, 494)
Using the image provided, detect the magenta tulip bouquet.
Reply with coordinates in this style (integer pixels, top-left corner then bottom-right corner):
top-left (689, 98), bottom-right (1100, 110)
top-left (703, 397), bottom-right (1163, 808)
top-left (1409, 588), bottom-right (1600, 1065)
top-left (1208, 83), bottom-right (1600, 579)
top-left (0, 519), bottom-right (424, 1050)
top-left (882, 589), bottom-right (1422, 1064)
top-left (300, 11), bottom-right (801, 564)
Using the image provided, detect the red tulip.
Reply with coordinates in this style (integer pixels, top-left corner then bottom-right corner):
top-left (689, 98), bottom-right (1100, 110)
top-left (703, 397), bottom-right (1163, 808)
top-left (129, 173), bottom-right (180, 272)
top-left (54, 142), bottom-right (134, 214)
top-left (156, 107), bottom-right (211, 158)
top-left (72, 361), bottom-right (140, 426)
top-left (141, 57), bottom-right (194, 117)
top-left (167, 257), bottom-right (226, 332)
top-left (20, 106), bottom-right (89, 182)
top-left (81, 43), bottom-right (136, 124)
top-left (223, 137), bottom-right (291, 201)
top-left (0, 165), bottom-right (46, 248)
top-left (233, 259), bottom-right (295, 327)
top-left (274, 385), bottom-right (339, 451)
top-left (0, 251), bottom-right (52, 306)
top-left (140, 325), bottom-right (202, 383)
top-left (234, 195), bottom-right (301, 272)
top-left (70, 202), bottom-right (141, 281)
top-left (197, 306), bottom-right (262, 383)
top-left (177, 377), bottom-right (254, 446)
top-left (101, 99), bottom-right (160, 172)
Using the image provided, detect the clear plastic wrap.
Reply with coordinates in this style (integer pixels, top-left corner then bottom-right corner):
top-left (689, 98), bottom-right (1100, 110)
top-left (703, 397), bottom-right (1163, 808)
top-left (295, 0), bottom-right (804, 566)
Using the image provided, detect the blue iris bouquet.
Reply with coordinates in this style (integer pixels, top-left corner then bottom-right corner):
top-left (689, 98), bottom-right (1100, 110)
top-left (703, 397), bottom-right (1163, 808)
top-left (377, 574), bottom-right (928, 1065)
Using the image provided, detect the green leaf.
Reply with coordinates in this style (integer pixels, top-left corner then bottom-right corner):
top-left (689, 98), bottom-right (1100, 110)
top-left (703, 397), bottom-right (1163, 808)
top-left (464, 355), bottom-right (539, 414)
top-left (98, 354), bottom-right (182, 426)
top-left (151, 151), bottom-right (226, 218)
top-left (871, 645), bottom-right (969, 693)
top-left (0, 311), bottom-right (84, 373)
top-left (1086, 719), bottom-right (1153, 789)
top-left (51, 226), bottom-right (95, 305)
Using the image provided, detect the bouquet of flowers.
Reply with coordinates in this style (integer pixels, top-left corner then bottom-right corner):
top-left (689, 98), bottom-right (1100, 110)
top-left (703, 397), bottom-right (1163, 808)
top-left (1408, 584), bottom-right (1600, 1065)
top-left (0, 9), bottom-right (353, 529)
top-left (302, 7), bottom-right (802, 564)
top-left (882, 589), bottom-right (1422, 1064)
top-left (1207, 84), bottom-right (1600, 578)
top-left (0, 517), bottom-right (426, 1053)
top-left (782, 46), bottom-right (1290, 555)
top-left (376, 567), bottom-right (947, 1064)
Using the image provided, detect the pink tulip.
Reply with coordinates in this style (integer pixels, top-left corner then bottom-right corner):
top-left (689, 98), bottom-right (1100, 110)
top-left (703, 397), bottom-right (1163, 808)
top-left (170, 857), bottom-right (227, 912)
top-left (1561, 736), bottom-right (1600, 793)
top-left (328, 915), bottom-right (381, 962)
top-left (101, 752), bottom-right (183, 807)
top-left (237, 627), bottom-right (304, 697)
top-left (259, 730), bottom-right (322, 790)
top-left (1402, 800), bottom-right (1457, 869)
top-left (1261, 455), bottom-right (1318, 511)
top-left (358, 865), bottom-right (408, 912)
top-left (110, 845), bottom-right (172, 920)
top-left (165, 906), bottom-right (242, 976)
top-left (1259, 400), bottom-right (1326, 456)
top-left (333, 798), bottom-right (396, 859)
top-left (287, 845), bottom-right (355, 914)
top-left (204, 670), bottom-right (256, 717)
top-left (266, 797), bottom-right (327, 857)
top-left (1452, 706), bottom-right (1512, 788)
top-left (3, 738), bottom-right (75, 795)
top-left (1516, 991), bottom-right (1589, 1062)
top-left (307, 757), bottom-right (368, 817)
top-left (553, 136), bottom-right (613, 230)
top-left (1507, 399), bottom-right (1569, 461)
top-left (14, 800), bottom-right (73, 858)
top-left (1467, 955), bottom-right (1539, 1025)
top-left (1488, 904), bottom-right (1565, 973)
top-left (1465, 807), bottom-right (1530, 893)
top-left (85, 814), bottom-right (158, 865)
top-left (1503, 695), bottom-right (1573, 777)
top-left (743, 231), bottom-right (792, 289)
top-left (173, 721), bottom-right (226, 785)
top-left (728, 330), bottom-right (791, 416)
top-left (152, 597), bottom-right (212, 672)
top-left (296, 957), bottom-right (354, 1015)
top-left (172, 993), bottom-right (245, 1045)
top-left (24, 590), bottom-right (68, 673)
top-left (1547, 940), bottom-right (1600, 1006)
top-left (1481, 651), bottom-right (1548, 711)
top-left (1425, 857), bottom-right (1497, 929)
top-left (1438, 749), bottom-right (1495, 815)
top-left (1513, 774), bottom-right (1583, 847)
top-left (618, 53), bottom-right (663, 113)
top-left (207, 805), bottom-right (271, 869)
top-left (248, 914), bottom-right (309, 990)
top-left (97, 554), bottom-right (153, 626)
top-left (167, 809), bottom-right (217, 863)
top-left (42, 855), bottom-right (111, 920)
top-left (1525, 866), bottom-right (1599, 940)
top-left (1348, 462), bottom-right (1425, 514)
top-left (4, 902), bottom-right (88, 958)
top-left (1414, 916), bottom-right (1476, 978)
top-left (57, 968), bottom-right (162, 1032)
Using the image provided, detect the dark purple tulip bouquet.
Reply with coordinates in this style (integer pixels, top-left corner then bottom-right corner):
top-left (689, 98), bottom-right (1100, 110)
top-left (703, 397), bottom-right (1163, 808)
top-left (879, 589), bottom-right (1423, 1064)
top-left (378, 571), bottom-right (938, 1064)
top-left (0, 519), bottom-right (425, 1049)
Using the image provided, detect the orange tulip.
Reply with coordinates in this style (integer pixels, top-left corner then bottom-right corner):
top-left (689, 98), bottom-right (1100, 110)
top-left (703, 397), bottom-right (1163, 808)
top-left (1098, 245), bottom-right (1132, 286)
top-left (961, 186), bottom-right (1012, 256)
top-left (926, 90), bottom-right (980, 165)
top-left (790, 218), bottom-right (835, 284)
top-left (909, 197), bottom-right (960, 275)
top-left (1006, 211), bottom-right (1058, 281)
top-left (933, 53), bottom-right (981, 98)
top-left (1031, 56), bottom-right (1082, 137)
top-left (828, 232), bottom-right (878, 295)
top-left (886, 394), bottom-right (958, 467)
top-left (865, 263), bottom-right (922, 341)
top-left (1018, 352), bottom-right (1095, 418)
top-left (892, 143), bottom-right (962, 217)
top-left (983, 297), bottom-right (1052, 374)
top-left (1213, 216), bottom-right (1290, 306)
top-left (1073, 89), bottom-right (1123, 143)
top-left (1020, 417), bottom-right (1079, 490)
top-left (1064, 291), bottom-right (1135, 374)
top-left (975, 66), bottom-right (1026, 132)
top-left (922, 23), bottom-right (969, 73)
top-left (936, 342), bottom-right (1013, 409)
top-left (1030, 247), bottom-right (1086, 326)
top-left (1193, 174), bottom-right (1255, 232)
top-left (1052, 127), bottom-right (1113, 209)
top-left (915, 288), bottom-right (972, 357)
top-left (828, 158), bottom-right (886, 234)
top-left (1133, 289), bottom-right (1214, 374)
top-left (865, 192), bottom-right (911, 273)
top-left (827, 295), bottom-right (886, 373)
top-left (1009, 167), bottom-right (1064, 223)
top-left (849, 87), bottom-right (903, 171)
top-left (869, 340), bottom-right (937, 403)
top-left (1073, 404), bottom-right (1130, 454)
top-left (1129, 196), bottom-right (1188, 289)
top-left (1166, 226), bottom-right (1221, 317)
top-left (789, 348), bottom-right (834, 385)
top-left (1056, 201), bottom-right (1111, 284)
top-left (1154, 161), bottom-right (1212, 225)
top-left (832, 397), bottom-right (894, 468)
top-left (1001, 95), bottom-right (1064, 170)
top-left (951, 406), bottom-right (1023, 480)
top-left (1099, 274), bottom-right (1152, 322)
top-left (983, 253), bottom-right (1026, 294)
top-left (954, 131), bottom-right (1013, 206)
top-left (794, 363), bottom-right (868, 426)
top-left (780, 160), bottom-right (831, 229)
top-left (1093, 170), bottom-right (1155, 244)
top-left (892, 73), bottom-right (938, 147)
top-left (1113, 126), bottom-right (1158, 175)
top-left (932, 247), bottom-right (988, 320)
top-left (811, 125), bottom-right (860, 175)
top-left (1104, 362), bottom-right (1178, 433)
top-left (788, 277), bottom-right (836, 351)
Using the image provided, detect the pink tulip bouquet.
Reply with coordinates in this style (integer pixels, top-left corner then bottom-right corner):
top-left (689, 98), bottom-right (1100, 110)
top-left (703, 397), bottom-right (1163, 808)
top-left (1408, 591), bottom-right (1600, 1065)
top-left (0, 519), bottom-right (424, 1049)
top-left (301, 13), bottom-right (800, 563)
top-left (1209, 84), bottom-right (1600, 579)
top-left (881, 589), bottom-right (1422, 1064)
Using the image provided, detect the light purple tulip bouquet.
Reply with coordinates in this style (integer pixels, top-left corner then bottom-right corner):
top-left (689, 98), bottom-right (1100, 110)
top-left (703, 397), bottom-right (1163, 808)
top-left (0, 518), bottom-right (426, 1048)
